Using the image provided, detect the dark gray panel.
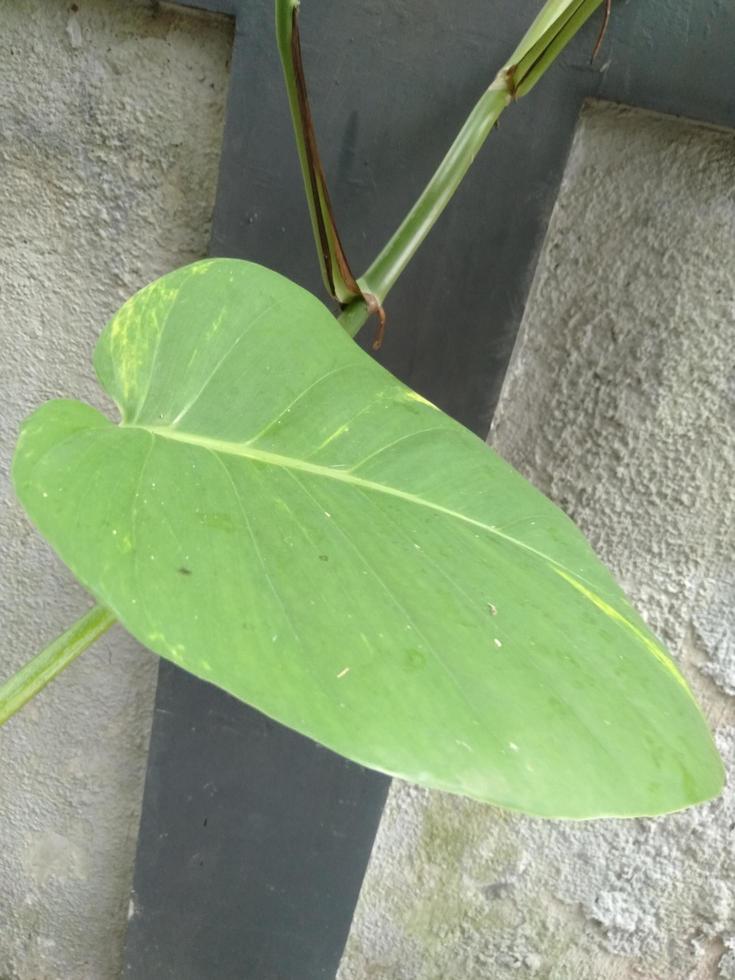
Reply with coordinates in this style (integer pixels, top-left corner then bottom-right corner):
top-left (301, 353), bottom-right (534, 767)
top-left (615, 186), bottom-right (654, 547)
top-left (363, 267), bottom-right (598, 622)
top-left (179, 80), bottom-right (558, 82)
top-left (124, 662), bottom-right (389, 979)
top-left (126, 1), bottom-right (735, 977)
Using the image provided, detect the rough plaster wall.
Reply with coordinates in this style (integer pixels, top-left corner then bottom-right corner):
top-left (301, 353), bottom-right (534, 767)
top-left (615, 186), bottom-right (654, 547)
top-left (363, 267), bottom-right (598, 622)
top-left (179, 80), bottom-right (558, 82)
top-left (339, 103), bottom-right (735, 980)
top-left (0, 2), bottom-right (231, 976)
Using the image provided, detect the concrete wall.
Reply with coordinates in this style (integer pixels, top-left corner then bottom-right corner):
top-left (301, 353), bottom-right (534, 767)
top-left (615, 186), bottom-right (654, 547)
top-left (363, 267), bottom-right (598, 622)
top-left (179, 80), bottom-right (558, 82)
top-left (339, 103), bottom-right (735, 980)
top-left (0, 2), bottom-right (231, 977)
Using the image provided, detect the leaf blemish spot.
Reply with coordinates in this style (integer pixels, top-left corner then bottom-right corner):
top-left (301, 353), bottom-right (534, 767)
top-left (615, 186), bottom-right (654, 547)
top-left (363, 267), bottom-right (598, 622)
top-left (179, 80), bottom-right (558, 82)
top-left (178, 567), bottom-right (192, 575)
top-left (494, 638), bottom-right (502, 648)
top-left (337, 667), bottom-right (350, 679)
top-left (488, 602), bottom-right (497, 616)
top-left (319, 554), bottom-right (329, 562)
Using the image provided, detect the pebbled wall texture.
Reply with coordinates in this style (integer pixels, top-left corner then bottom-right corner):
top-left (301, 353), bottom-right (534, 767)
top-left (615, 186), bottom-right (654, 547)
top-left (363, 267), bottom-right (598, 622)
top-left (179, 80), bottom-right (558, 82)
top-left (339, 103), bottom-right (735, 980)
top-left (0, 1), bottom-right (231, 976)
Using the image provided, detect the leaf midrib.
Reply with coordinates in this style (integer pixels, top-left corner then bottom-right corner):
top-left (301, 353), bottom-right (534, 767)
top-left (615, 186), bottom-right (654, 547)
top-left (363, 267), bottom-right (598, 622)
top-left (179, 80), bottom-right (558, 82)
top-left (134, 423), bottom-right (579, 580)
top-left (101, 420), bottom-right (685, 697)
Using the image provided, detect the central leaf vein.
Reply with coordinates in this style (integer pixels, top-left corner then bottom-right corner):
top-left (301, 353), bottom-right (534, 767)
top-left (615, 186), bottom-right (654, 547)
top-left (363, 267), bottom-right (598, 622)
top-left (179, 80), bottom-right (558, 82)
top-left (134, 423), bottom-right (599, 590)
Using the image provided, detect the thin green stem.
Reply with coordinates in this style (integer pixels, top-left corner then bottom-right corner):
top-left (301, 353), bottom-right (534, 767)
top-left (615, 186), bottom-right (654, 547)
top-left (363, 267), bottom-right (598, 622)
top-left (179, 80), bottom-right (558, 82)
top-left (276, 0), bottom-right (330, 297)
top-left (517, 0), bottom-right (602, 97)
top-left (337, 0), bottom-right (603, 337)
top-left (356, 83), bottom-right (510, 314)
top-left (337, 297), bottom-right (373, 339)
top-left (276, 0), bottom-right (363, 305)
top-left (336, 80), bottom-right (509, 340)
top-left (0, 605), bottom-right (115, 727)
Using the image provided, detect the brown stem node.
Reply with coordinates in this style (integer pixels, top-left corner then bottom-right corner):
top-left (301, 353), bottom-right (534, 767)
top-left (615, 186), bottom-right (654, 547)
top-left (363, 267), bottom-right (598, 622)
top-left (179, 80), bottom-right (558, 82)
top-left (363, 293), bottom-right (387, 350)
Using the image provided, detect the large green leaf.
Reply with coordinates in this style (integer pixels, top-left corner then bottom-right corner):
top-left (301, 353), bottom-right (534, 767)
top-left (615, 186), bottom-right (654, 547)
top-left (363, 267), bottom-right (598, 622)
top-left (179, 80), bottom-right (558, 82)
top-left (12, 259), bottom-right (722, 817)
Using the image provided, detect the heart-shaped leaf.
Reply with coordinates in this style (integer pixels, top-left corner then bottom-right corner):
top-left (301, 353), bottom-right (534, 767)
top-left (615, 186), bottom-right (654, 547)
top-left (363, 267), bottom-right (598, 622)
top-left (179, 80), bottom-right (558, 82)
top-left (12, 259), bottom-right (722, 817)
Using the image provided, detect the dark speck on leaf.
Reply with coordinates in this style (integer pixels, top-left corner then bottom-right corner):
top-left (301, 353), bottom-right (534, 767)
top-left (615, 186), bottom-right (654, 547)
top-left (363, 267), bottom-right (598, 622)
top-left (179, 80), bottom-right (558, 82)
top-left (404, 649), bottom-right (426, 671)
top-left (178, 567), bottom-right (192, 576)
top-left (319, 554), bottom-right (329, 562)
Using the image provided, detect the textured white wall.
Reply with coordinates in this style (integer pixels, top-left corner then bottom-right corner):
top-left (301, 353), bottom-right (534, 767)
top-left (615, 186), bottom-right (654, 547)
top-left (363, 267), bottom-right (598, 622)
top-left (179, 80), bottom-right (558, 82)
top-left (339, 103), bottom-right (735, 980)
top-left (0, 2), bottom-right (231, 976)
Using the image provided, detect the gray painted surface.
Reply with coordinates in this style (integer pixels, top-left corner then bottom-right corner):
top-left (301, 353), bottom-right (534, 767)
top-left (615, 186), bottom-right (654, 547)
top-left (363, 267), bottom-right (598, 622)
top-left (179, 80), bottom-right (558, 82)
top-left (128, 1), bottom-right (735, 974)
top-left (339, 103), bottom-right (735, 980)
top-left (0, 2), bottom-right (231, 976)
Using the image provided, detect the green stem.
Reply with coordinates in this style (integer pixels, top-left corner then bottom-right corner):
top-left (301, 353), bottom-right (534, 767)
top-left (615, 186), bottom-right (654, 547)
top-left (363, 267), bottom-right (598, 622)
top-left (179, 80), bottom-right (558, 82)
top-left (357, 85), bottom-right (509, 311)
top-left (276, 0), bottom-right (363, 305)
top-left (516, 0), bottom-right (602, 98)
top-left (337, 0), bottom-right (603, 337)
top-left (0, 605), bottom-right (115, 726)
top-left (275, 0), bottom-right (330, 296)
top-left (337, 297), bottom-right (374, 339)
